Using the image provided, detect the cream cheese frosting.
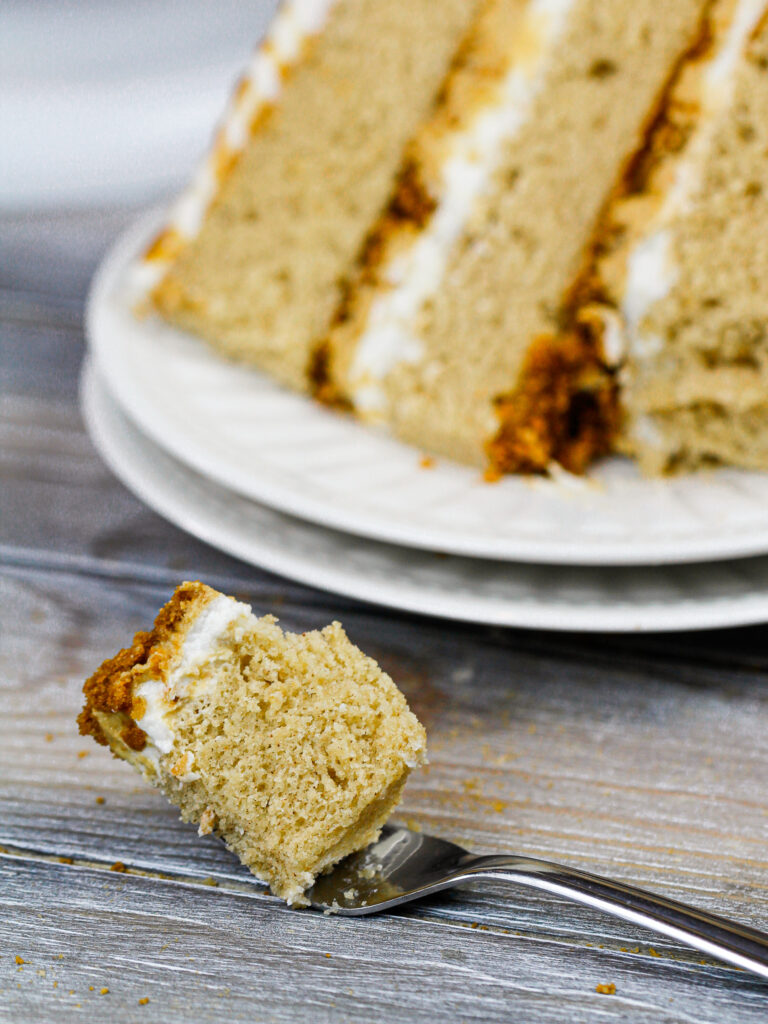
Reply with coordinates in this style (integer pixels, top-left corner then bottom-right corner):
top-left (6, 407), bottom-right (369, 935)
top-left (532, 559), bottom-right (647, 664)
top-left (348, 0), bottom-right (577, 418)
top-left (133, 594), bottom-right (253, 760)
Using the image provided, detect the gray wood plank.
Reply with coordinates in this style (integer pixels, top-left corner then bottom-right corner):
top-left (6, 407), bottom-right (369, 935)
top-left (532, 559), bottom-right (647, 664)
top-left (2, 855), bottom-right (766, 1024)
top-left (1, 207), bottom-right (137, 312)
top-left (3, 570), bottom-right (767, 958)
top-left (0, 390), bottom-right (300, 595)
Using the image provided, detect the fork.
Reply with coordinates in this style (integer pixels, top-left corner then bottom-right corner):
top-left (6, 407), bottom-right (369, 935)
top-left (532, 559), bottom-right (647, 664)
top-left (308, 825), bottom-right (768, 980)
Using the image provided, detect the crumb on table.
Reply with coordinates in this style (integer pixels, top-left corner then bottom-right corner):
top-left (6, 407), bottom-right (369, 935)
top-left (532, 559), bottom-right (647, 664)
top-left (595, 983), bottom-right (616, 995)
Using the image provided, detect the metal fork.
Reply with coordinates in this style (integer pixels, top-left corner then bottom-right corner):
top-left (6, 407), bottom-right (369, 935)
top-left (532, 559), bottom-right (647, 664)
top-left (308, 825), bottom-right (768, 980)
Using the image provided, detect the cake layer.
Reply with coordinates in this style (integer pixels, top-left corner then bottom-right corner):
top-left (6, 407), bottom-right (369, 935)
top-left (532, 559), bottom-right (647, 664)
top-left (319, 0), bottom-right (711, 471)
top-left (78, 582), bottom-right (426, 904)
top-left (146, 0), bottom-right (479, 390)
top-left (583, 0), bottom-right (768, 473)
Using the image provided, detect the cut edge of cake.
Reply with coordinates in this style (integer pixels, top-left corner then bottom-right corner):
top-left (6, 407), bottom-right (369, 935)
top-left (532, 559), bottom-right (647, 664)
top-left (576, 0), bottom-right (768, 473)
top-left (138, 0), bottom-right (339, 295)
top-left (139, 0), bottom-right (480, 390)
top-left (313, 0), bottom-right (714, 474)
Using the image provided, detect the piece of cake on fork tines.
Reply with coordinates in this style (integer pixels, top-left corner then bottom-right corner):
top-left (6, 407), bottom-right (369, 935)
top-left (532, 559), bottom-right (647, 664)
top-left (78, 582), bottom-right (427, 905)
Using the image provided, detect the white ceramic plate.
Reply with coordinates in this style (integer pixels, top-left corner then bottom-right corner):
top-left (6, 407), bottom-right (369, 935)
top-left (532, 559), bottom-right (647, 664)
top-left (82, 360), bottom-right (768, 633)
top-left (88, 211), bottom-right (768, 567)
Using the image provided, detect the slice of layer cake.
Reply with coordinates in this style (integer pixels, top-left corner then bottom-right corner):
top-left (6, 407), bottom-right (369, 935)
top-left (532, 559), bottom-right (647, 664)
top-left (144, 0), bottom-right (479, 390)
top-left (140, 0), bottom-right (768, 478)
top-left (578, 0), bottom-right (768, 473)
top-left (77, 582), bottom-right (426, 905)
top-left (318, 0), bottom-right (711, 472)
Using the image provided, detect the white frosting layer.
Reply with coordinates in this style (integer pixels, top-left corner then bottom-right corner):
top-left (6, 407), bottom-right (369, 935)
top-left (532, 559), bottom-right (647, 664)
top-left (349, 0), bottom-right (577, 417)
top-left (134, 594), bottom-right (253, 756)
top-left (140, 0), bottom-right (337, 288)
top-left (618, 0), bottom-right (764, 363)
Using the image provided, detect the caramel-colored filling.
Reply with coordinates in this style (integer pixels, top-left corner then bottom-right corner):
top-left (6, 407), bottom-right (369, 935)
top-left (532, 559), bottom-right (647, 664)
top-left (487, 4), bottom-right (716, 477)
top-left (486, 332), bottom-right (619, 476)
top-left (308, 158), bottom-right (437, 401)
top-left (566, 3), bottom-right (715, 314)
top-left (307, 340), bottom-right (352, 409)
top-left (77, 581), bottom-right (209, 748)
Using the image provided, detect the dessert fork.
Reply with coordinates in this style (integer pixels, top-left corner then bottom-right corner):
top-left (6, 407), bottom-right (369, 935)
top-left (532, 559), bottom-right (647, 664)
top-left (308, 824), bottom-right (768, 980)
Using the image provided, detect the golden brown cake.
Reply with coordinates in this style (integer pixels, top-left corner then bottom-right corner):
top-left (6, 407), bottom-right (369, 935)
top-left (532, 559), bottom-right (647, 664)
top-left (320, 0), bottom-right (711, 472)
top-left (578, 0), bottom-right (768, 473)
top-left (144, 0), bottom-right (480, 390)
top-left (78, 582), bottom-right (426, 905)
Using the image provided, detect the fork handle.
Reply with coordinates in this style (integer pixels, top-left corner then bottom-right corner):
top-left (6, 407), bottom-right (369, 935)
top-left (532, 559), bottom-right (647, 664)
top-left (462, 855), bottom-right (768, 980)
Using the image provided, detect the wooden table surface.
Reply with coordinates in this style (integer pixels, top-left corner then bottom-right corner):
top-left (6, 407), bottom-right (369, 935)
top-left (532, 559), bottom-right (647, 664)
top-left (2, 206), bottom-right (768, 1023)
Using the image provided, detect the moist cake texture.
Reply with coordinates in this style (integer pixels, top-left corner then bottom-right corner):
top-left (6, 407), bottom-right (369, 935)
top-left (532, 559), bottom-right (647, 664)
top-left (78, 582), bottom-right (426, 905)
top-left (145, 0), bottom-right (479, 390)
top-left (580, 0), bottom-right (768, 472)
top-left (323, 0), bottom-right (710, 471)
top-left (141, 0), bottom-right (768, 478)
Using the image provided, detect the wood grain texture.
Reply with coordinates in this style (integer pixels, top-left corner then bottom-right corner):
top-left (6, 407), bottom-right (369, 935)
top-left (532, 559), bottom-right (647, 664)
top-left (2, 209), bottom-right (768, 1022)
top-left (5, 855), bottom-right (768, 1024)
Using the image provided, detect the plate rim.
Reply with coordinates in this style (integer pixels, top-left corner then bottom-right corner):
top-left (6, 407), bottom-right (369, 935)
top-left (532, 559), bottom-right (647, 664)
top-left (88, 209), bottom-right (768, 568)
top-left (81, 359), bottom-right (768, 634)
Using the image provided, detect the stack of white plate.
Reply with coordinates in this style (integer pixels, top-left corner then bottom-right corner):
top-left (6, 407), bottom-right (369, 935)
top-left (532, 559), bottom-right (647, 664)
top-left (83, 213), bottom-right (768, 632)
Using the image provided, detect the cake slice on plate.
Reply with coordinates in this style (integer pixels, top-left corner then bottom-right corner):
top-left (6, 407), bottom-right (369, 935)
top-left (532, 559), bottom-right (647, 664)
top-left (139, 0), bottom-right (768, 478)
top-left (78, 582), bottom-right (426, 905)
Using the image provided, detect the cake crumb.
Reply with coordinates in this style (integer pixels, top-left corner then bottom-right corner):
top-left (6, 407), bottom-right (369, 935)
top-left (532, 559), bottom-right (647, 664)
top-left (77, 750), bottom-right (89, 759)
top-left (325, 953), bottom-right (331, 959)
top-left (202, 877), bottom-right (218, 887)
top-left (198, 806), bottom-right (217, 836)
top-left (139, 997), bottom-right (149, 1005)
top-left (595, 983), bottom-right (616, 995)
top-left (14, 957), bottom-right (24, 966)
top-left (419, 455), bottom-right (435, 469)
top-left (110, 862), bottom-right (127, 873)
top-left (483, 467), bottom-right (503, 484)
top-left (95, 796), bottom-right (105, 805)
top-left (45, 733), bottom-right (54, 742)
top-left (648, 947), bottom-right (661, 957)
top-left (100, 987), bottom-right (109, 995)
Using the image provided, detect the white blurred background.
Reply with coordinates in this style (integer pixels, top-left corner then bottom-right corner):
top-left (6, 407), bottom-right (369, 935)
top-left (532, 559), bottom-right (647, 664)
top-left (1, 0), bottom-right (278, 209)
